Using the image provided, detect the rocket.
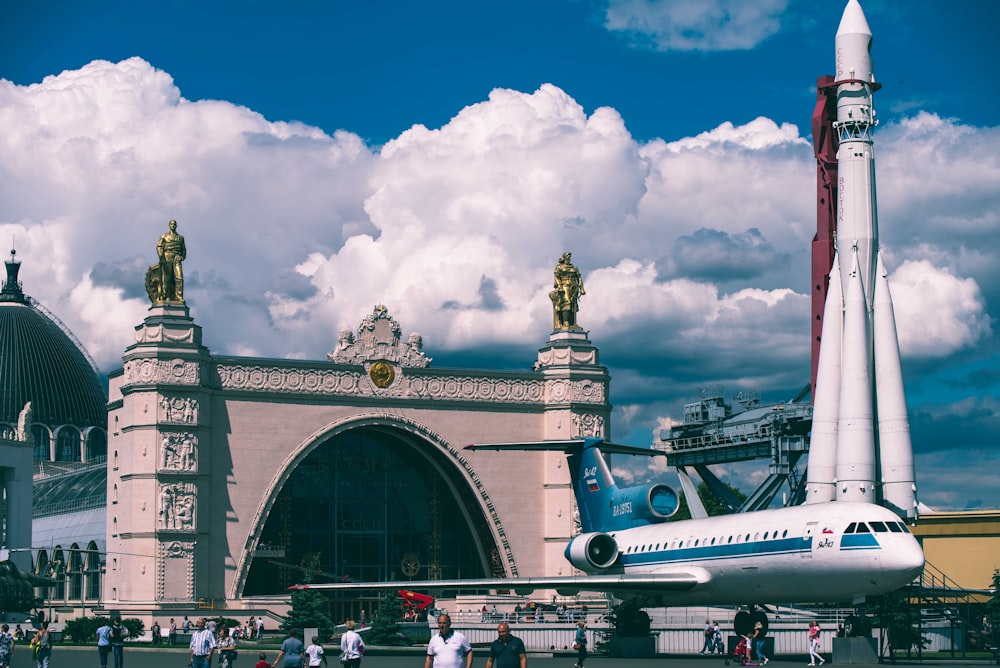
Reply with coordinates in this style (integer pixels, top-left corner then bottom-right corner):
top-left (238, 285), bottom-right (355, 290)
top-left (804, 0), bottom-right (918, 520)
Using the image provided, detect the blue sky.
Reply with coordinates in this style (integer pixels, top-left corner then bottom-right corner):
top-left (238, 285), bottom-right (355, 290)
top-left (1, 0), bottom-right (998, 510)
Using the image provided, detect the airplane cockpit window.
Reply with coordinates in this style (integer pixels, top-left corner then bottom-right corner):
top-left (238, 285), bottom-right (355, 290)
top-left (887, 522), bottom-right (904, 533)
top-left (855, 523), bottom-right (871, 533)
top-left (845, 522), bottom-right (858, 534)
top-left (870, 521), bottom-right (888, 532)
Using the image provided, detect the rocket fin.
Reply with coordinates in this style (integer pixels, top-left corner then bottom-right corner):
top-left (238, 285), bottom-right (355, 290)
top-left (835, 248), bottom-right (876, 502)
top-left (873, 252), bottom-right (918, 519)
top-left (805, 252), bottom-right (843, 503)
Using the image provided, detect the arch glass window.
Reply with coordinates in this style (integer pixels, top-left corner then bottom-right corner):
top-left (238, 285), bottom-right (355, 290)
top-left (55, 427), bottom-right (81, 462)
top-left (85, 428), bottom-right (107, 462)
top-left (32, 425), bottom-right (51, 461)
top-left (68, 546), bottom-right (83, 600)
top-left (85, 543), bottom-right (102, 600)
top-left (243, 428), bottom-right (493, 598)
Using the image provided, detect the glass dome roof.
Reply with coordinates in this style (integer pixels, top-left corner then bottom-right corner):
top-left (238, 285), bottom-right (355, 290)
top-left (0, 251), bottom-right (107, 429)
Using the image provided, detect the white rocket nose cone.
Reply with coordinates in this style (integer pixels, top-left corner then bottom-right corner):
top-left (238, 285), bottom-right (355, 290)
top-left (837, 0), bottom-right (872, 37)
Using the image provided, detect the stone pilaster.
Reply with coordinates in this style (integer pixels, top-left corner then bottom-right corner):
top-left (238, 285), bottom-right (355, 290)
top-left (106, 304), bottom-right (212, 611)
top-left (535, 329), bottom-right (611, 574)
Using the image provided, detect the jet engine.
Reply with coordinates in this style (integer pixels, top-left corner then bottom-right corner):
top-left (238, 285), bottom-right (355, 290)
top-left (626, 482), bottom-right (680, 521)
top-left (564, 532), bottom-right (619, 572)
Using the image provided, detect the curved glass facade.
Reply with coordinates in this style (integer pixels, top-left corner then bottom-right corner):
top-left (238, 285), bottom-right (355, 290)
top-left (244, 427), bottom-right (495, 609)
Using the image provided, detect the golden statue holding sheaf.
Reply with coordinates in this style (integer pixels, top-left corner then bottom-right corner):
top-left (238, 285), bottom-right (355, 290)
top-left (549, 251), bottom-right (585, 330)
top-left (145, 219), bottom-right (187, 304)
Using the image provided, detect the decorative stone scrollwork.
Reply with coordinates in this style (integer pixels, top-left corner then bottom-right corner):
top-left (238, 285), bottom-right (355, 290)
top-left (571, 413), bottom-right (606, 438)
top-left (160, 432), bottom-right (197, 472)
top-left (159, 396), bottom-right (198, 423)
top-left (158, 482), bottom-right (196, 530)
top-left (157, 540), bottom-right (195, 600)
top-left (217, 363), bottom-right (551, 405)
top-left (328, 304), bottom-right (431, 368)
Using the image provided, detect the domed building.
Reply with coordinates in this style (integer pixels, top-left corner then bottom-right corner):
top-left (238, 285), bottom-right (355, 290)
top-left (0, 249), bottom-right (108, 617)
top-left (0, 250), bottom-right (108, 463)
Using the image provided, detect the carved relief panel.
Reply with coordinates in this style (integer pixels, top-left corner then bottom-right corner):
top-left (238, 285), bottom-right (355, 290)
top-left (159, 396), bottom-right (198, 424)
top-left (159, 432), bottom-right (197, 472)
top-left (158, 481), bottom-right (197, 531)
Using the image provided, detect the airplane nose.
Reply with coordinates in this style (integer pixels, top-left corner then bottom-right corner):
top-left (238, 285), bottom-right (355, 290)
top-left (891, 534), bottom-right (925, 583)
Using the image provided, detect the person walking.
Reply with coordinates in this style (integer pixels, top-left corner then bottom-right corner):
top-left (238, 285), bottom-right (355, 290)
top-left (33, 622), bottom-right (52, 668)
top-left (700, 620), bottom-right (715, 654)
top-left (573, 620), bottom-right (588, 668)
top-left (808, 621), bottom-right (826, 666)
top-left (168, 618), bottom-right (177, 646)
top-left (425, 614), bottom-right (472, 668)
top-left (306, 634), bottom-right (329, 667)
top-left (96, 619), bottom-right (113, 668)
top-left (0, 624), bottom-right (14, 668)
top-left (485, 622), bottom-right (526, 668)
top-left (752, 621), bottom-right (769, 665)
top-left (273, 628), bottom-right (305, 668)
top-left (189, 618), bottom-right (217, 668)
top-left (110, 618), bottom-right (128, 668)
top-left (712, 621), bottom-right (724, 654)
top-left (339, 621), bottom-right (364, 668)
top-left (219, 624), bottom-right (238, 668)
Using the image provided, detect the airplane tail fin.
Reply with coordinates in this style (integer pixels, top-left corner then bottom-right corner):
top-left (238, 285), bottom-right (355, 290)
top-left (467, 437), bottom-right (678, 533)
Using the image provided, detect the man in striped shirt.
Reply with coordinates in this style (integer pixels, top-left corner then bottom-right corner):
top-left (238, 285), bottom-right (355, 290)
top-left (189, 618), bottom-right (217, 668)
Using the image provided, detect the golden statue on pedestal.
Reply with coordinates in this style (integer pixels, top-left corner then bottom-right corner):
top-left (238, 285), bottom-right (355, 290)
top-left (549, 251), bottom-right (585, 330)
top-left (145, 219), bottom-right (187, 304)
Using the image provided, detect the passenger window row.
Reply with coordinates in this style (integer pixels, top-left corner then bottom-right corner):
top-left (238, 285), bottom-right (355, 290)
top-left (623, 529), bottom-right (792, 554)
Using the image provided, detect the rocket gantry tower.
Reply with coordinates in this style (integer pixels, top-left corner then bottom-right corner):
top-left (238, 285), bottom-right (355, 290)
top-left (805, 0), bottom-right (918, 520)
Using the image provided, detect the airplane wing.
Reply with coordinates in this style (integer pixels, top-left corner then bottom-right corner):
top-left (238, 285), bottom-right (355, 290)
top-left (290, 570), bottom-right (707, 596)
top-left (465, 439), bottom-right (666, 458)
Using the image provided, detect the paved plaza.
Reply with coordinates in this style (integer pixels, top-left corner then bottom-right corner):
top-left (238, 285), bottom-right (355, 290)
top-left (7, 643), bottom-right (975, 668)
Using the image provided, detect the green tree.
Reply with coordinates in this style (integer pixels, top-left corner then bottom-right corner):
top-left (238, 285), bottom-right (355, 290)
top-left (364, 593), bottom-right (410, 646)
top-left (672, 481), bottom-right (747, 520)
top-left (281, 552), bottom-right (335, 638)
top-left (986, 569), bottom-right (1000, 646)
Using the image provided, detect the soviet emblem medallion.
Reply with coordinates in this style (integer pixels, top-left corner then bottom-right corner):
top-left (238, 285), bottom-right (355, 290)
top-left (369, 361), bottom-right (395, 388)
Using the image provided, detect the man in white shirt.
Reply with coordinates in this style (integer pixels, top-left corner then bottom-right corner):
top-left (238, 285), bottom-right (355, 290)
top-left (188, 618), bottom-right (217, 668)
top-left (425, 614), bottom-right (472, 668)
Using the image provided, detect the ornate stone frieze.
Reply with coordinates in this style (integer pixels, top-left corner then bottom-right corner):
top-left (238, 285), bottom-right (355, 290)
top-left (534, 343), bottom-right (599, 370)
top-left (159, 396), bottom-right (198, 423)
top-left (328, 304), bottom-right (431, 368)
top-left (124, 358), bottom-right (200, 386)
top-left (216, 363), bottom-right (563, 405)
top-left (158, 482), bottom-right (196, 530)
top-left (135, 321), bottom-right (196, 344)
top-left (545, 379), bottom-right (606, 404)
top-left (159, 432), bottom-right (197, 472)
top-left (571, 413), bottom-right (606, 438)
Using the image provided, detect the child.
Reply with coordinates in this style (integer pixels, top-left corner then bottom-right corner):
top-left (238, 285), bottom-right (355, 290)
top-left (255, 651), bottom-right (270, 668)
top-left (306, 635), bottom-right (328, 666)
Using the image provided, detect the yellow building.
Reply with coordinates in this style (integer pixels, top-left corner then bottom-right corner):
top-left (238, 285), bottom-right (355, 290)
top-left (911, 510), bottom-right (1000, 592)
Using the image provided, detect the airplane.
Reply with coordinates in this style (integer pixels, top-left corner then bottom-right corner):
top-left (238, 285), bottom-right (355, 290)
top-left (290, 438), bottom-right (925, 616)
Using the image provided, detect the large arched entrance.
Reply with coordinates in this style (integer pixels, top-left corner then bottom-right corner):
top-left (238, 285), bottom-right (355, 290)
top-left (243, 425), bottom-right (498, 621)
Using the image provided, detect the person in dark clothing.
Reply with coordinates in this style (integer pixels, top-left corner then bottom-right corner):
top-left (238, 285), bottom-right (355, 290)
top-left (485, 623), bottom-right (526, 668)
